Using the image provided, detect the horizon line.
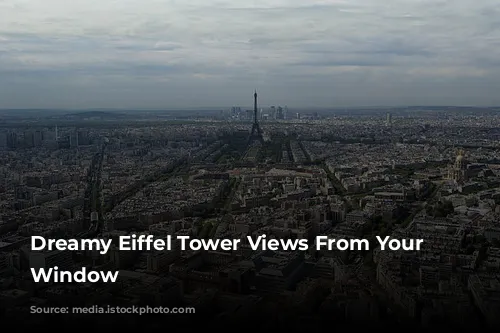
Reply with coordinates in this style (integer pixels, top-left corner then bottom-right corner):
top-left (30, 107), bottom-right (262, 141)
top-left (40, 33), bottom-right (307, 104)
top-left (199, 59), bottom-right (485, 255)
top-left (1, 105), bottom-right (499, 111)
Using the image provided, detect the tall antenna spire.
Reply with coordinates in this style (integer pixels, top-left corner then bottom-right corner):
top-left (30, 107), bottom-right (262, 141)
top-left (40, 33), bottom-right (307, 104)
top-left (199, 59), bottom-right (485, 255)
top-left (249, 89), bottom-right (264, 145)
top-left (254, 90), bottom-right (258, 125)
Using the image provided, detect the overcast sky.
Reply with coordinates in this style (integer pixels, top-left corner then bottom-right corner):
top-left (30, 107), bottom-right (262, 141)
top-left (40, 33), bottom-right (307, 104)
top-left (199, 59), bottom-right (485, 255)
top-left (1, 0), bottom-right (500, 109)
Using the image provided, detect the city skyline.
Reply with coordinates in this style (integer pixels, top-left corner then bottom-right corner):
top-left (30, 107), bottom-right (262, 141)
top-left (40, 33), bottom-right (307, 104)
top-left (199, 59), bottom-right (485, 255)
top-left (2, 109), bottom-right (500, 329)
top-left (1, 0), bottom-right (500, 109)
top-left (2, 1), bottom-right (500, 329)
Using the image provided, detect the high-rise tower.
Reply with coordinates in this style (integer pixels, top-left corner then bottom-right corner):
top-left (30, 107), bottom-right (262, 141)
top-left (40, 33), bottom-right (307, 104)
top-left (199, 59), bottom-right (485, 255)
top-left (254, 90), bottom-right (258, 124)
top-left (249, 90), bottom-right (264, 144)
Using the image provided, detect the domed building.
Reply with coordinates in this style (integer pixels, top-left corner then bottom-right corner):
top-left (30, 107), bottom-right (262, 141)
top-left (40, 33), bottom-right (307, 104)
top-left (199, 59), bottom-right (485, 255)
top-left (447, 149), bottom-right (468, 183)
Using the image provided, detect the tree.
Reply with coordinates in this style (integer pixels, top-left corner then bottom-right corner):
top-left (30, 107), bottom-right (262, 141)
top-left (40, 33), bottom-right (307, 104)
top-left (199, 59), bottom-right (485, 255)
top-left (474, 235), bottom-right (486, 244)
top-left (429, 200), bottom-right (454, 218)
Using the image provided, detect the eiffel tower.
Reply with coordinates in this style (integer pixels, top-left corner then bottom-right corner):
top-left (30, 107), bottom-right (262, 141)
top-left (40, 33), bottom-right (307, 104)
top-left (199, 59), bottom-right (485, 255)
top-left (248, 90), bottom-right (264, 145)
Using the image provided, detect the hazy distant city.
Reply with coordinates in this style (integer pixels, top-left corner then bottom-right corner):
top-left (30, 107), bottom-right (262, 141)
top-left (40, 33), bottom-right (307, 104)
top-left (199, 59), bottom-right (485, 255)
top-left (3, 0), bottom-right (500, 329)
top-left (0, 95), bottom-right (499, 329)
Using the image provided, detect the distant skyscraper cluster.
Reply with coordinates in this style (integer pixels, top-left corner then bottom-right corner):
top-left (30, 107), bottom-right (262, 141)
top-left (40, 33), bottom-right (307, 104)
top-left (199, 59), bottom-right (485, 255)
top-left (269, 106), bottom-right (288, 120)
top-left (228, 93), bottom-right (288, 121)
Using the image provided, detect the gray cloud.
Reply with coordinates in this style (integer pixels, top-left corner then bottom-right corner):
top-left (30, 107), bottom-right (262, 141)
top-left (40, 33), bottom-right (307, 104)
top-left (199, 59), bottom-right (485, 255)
top-left (1, 0), bottom-right (500, 108)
